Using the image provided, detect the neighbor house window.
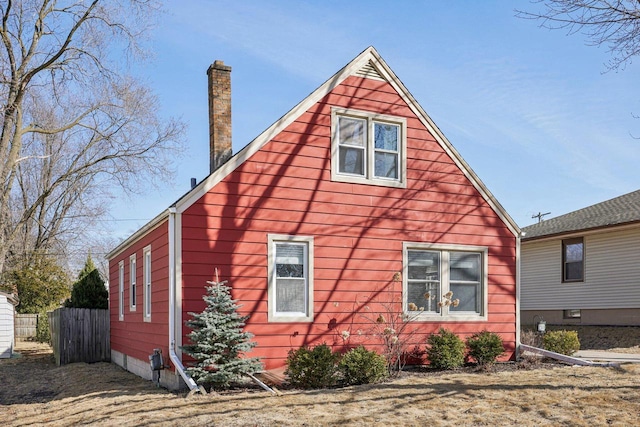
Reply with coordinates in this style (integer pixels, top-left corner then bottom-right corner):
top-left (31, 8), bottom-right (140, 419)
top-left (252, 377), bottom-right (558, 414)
top-left (129, 254), bottom-right (137, 310)
top-left (331, 107), bottom-right (406, 188)
top-left (404, 242), bottom-right (488, 321)
top-left (562, 237), bottom-right (584, 282)
top-left (268, 234), bottom-right (314, 322)
top-left (118, 261), bottom-right (124, 321)
top-left (143, 245), bottom-right (151, 321)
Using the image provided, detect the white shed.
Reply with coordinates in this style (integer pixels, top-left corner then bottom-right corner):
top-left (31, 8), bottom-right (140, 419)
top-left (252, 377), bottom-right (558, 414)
top-left (0, 291), bottom-right (18, 358)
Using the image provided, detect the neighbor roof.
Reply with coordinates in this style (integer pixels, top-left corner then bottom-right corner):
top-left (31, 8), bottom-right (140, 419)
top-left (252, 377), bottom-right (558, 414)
top-left (522, 189), bottom-right (640, 240)
top-left (0, 291), bottom-right (18, 306)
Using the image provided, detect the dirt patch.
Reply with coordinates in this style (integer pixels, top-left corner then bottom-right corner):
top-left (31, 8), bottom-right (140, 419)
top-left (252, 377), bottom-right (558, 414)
top-left (2, 340), bottom-right (640, 426)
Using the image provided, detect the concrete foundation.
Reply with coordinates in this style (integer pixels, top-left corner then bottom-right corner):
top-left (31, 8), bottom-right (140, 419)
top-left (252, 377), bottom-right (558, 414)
top-left (111, 349), bottom-right (186, 391)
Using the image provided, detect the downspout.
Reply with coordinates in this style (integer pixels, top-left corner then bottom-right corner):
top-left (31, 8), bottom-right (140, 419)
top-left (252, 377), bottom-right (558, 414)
top-left (168, 207), bottom-right (199, 391)
top-left (515, 231), bottom-right (522, 359)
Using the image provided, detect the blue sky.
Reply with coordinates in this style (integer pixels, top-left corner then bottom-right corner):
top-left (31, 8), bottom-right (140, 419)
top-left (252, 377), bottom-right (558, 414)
top-left (110, 0), bottom-right (640, 241)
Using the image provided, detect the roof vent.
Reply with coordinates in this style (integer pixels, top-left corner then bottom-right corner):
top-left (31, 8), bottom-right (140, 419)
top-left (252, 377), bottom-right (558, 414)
top-left (355, 60), bottom-right (385, 81)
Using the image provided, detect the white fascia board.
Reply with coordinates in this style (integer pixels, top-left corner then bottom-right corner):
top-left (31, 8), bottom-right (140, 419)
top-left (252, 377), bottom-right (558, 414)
top-left (106, 210), bottom-right (169, 260)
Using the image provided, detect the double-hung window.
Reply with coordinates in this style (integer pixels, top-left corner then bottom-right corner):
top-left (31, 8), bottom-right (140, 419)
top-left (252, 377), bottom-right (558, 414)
top-left (404, 243), bottom-right (488, 321)
top-left (562, 237), bottom-right (584, 282)
top-left (331, 107), bottom-right (406, 188)
top-left (143, 245), bottom-right (152, 321)
top-left (118, 261), bottom-right (124, 321)
top-left (129, 254), bottom-right (137, 311)
top-left (268, 234), bottom-right (314, 322)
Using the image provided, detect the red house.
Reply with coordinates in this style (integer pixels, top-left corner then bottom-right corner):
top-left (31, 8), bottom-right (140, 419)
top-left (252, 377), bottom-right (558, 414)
top-left (108, 47), bottom-right (521, 390)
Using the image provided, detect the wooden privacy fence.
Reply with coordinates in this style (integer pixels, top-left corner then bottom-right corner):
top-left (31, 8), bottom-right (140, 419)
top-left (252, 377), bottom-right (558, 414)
top-left (15, 313), bottom-right (38, 339)
top-left (49, 308), bottom-right (110, 365)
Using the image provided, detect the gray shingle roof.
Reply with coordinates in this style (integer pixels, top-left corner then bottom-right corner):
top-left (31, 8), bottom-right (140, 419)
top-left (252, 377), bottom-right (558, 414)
top-left (522, 189), bottom-right (640, 240)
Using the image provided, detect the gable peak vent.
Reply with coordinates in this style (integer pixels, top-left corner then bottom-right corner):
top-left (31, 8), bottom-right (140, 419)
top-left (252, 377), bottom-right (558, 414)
top-left (355, 60), bottom-right (385, 81)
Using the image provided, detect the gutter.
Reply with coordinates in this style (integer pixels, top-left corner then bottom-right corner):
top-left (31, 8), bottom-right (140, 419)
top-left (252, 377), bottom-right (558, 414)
top-left (107, 209), bottom-right (170, 260)
top-left (168, 207), bottom-right (200, 392)
top-left (515, 231), bottom-right (522, 359)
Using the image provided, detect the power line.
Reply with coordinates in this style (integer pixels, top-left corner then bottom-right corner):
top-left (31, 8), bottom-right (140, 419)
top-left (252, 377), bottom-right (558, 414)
top-left (96, 218), bottom-right (152, 222)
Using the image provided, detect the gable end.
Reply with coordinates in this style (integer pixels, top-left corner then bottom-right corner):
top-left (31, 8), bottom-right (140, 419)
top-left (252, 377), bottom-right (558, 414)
top-left (173, 46), bottom-right (519, 237)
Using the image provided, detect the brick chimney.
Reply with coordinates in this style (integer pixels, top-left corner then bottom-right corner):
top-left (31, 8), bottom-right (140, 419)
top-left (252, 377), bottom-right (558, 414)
top-left (207, 60), bottom-right (232, 173)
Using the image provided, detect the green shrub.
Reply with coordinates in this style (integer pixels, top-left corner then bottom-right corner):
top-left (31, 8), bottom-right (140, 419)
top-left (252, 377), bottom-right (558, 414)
top-left (543, 330), bottom-right (580, 355)
top-left (426, 328), bottom-right (466, 369)
top-left (285, 344), bottom-right (340, 389)
top-left (35, 309), bottom-right (51, 344)
top-left (338, 346), bottom-right (388, 386)
top-left (466, 331), bottom-right (505, 366)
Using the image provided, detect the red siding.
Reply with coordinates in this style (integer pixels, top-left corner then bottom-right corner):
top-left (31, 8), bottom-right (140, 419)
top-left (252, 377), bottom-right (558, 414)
top-left (109, 220), bottom-right (171, 365)
top-left (180, 76), bottom-right (517, 370)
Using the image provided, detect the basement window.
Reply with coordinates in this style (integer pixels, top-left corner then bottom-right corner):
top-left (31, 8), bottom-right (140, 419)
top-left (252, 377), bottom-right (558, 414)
top-left (331, 107), bottom-right (406, 188)
top-left (563, 309), bottom-right (581, 319)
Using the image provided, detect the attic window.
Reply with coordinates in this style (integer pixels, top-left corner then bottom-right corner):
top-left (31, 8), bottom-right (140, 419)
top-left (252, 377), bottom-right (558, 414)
top-left (331, 107), bottom-right (406, 188)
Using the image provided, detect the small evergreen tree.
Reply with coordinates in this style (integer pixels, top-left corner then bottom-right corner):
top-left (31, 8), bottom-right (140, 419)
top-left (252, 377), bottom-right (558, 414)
top-left (77, 254), bottom-right (98, 281)
top-left (181, 275), bottom-right (262, 389)
top-left (65, 254), bottom-right (108, 309)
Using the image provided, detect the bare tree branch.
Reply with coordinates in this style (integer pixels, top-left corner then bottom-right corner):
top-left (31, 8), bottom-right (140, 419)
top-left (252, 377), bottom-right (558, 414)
top-left (0, 0), bottom-right (185, 278)
top-left (516, 0), bottom-right (640, 71)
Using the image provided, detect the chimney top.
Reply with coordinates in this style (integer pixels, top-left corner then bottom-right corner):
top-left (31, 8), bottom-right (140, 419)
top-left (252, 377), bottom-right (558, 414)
top-left (209, 60), bottom-right (232, 73)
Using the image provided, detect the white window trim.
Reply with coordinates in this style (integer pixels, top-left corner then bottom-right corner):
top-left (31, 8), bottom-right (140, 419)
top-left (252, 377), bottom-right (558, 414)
top-left (331, 107), bottom-right (407, 188)
top-left (118, 261), bottom-right (124, 321)
top-left (129, 254), bottom-right (137, 311)
top-left (267, 234), bottom-right (314, 322)
top-left (403, 242), bottom-right (488, 322)
top-left (143, 245), bottom-right (152, 322)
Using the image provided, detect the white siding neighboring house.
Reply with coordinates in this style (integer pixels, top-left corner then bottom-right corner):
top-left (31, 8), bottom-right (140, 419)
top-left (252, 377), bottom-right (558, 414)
top-left (521, 190), bottom-right (640, 326)
top-left (0, 291), bottom-right (19, 358)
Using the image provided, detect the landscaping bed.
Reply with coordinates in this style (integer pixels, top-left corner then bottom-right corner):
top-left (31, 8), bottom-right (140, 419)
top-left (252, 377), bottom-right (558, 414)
top-left (2, 335), bottom-right (640, 426)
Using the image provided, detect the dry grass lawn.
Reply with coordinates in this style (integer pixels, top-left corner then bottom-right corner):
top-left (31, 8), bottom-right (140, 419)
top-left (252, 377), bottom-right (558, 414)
top-left (1, 341), bottom-right (640, 426)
